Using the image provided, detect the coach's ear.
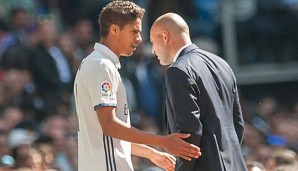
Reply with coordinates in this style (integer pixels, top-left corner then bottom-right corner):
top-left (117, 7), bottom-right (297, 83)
top-left (162, 30), bottom-right (169, 45)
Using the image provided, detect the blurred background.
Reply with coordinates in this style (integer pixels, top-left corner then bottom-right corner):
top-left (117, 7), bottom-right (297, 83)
top-left (0, 0), bottom-right (297, 171)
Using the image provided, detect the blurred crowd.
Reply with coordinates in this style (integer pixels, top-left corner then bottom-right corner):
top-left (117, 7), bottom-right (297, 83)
top-left (240, 95), bottom-right (298, 171)
top-left (0, 0), bottom-right (297, 171)
top-left (0, 2), bottom-right (92, 170)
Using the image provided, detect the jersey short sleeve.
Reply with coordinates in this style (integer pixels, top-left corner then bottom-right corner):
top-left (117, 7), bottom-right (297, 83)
top-left (86, 59), bottom-right (118, 110)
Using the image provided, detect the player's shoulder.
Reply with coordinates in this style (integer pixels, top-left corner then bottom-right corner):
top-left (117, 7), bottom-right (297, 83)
top-left (76, 54), bottom-right (112, 79)
top-left (86, 51), bottom-right (114, 66)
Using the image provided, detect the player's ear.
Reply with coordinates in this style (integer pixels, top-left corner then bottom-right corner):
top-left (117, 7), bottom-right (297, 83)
top-left (110, 24), bottom-right (120, 36)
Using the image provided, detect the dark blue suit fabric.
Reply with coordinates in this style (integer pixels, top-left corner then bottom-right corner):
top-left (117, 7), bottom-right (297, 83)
top-left (165, 44), bottom-right (247, 171)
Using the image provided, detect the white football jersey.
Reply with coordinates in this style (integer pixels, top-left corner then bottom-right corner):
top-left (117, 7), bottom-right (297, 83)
top-left (74, 43), bottom-right (133, 171)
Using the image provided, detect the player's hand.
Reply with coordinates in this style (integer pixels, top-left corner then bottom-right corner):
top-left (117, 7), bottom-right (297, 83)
top-left (163, 133), bottom-right (201, 161)
top-left (149, 149), bottom-right (176, 171)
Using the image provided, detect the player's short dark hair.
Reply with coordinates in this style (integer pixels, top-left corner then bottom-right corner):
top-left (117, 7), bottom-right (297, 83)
top-left (98, 0), bottom-right (145, 38)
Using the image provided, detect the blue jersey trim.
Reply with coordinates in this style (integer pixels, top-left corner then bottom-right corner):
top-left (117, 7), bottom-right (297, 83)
top-left (103, 135), bottom-right (117, 171)
top-left (94, 103), bottom-right (117, 111)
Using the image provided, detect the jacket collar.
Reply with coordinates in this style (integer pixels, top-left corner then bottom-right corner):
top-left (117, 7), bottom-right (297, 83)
top-left (177, 44), bottom-right (200, 59)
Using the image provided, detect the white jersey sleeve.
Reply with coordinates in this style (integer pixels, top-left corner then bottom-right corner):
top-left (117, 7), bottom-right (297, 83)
top-left (85, 59), bottom-right (118, 110)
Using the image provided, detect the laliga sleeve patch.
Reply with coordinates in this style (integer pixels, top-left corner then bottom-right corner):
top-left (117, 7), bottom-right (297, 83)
top-left (101, 81), bottom-right (111, 95)
top-left (101, 81), bottom-right (115, 102)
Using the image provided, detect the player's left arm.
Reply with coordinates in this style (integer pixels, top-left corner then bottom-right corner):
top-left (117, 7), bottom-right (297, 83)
top-left (131, 143), bottom-right (176, 171)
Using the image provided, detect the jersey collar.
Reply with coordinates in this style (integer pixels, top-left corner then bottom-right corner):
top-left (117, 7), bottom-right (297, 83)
top-left (94, 43), bottom-right (121, 69)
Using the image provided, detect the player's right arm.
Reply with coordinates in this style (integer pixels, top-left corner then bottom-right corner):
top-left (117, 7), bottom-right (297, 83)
top-left (96, 106), bottom-right (201, 161)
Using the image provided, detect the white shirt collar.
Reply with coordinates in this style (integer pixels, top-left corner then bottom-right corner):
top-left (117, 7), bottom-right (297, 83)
top-left (173, 43), bottom-right (192, 63)
top-left (94, 43), bottom-right (121, 69)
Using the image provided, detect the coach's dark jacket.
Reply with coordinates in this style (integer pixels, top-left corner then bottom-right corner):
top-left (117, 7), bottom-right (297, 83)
top-left (165, 44), bottom-right (247, 171)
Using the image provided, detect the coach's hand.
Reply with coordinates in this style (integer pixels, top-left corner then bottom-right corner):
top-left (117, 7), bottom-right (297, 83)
top-left (162, 133), bottom-right (201, 161)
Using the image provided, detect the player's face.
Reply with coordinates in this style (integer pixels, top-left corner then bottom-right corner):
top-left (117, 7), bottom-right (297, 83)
top-left (118, 18), bottom-right (142, 57)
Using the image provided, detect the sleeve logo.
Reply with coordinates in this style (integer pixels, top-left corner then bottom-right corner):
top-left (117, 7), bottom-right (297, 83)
top-left (101, 81), bottom-right (112, 96)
